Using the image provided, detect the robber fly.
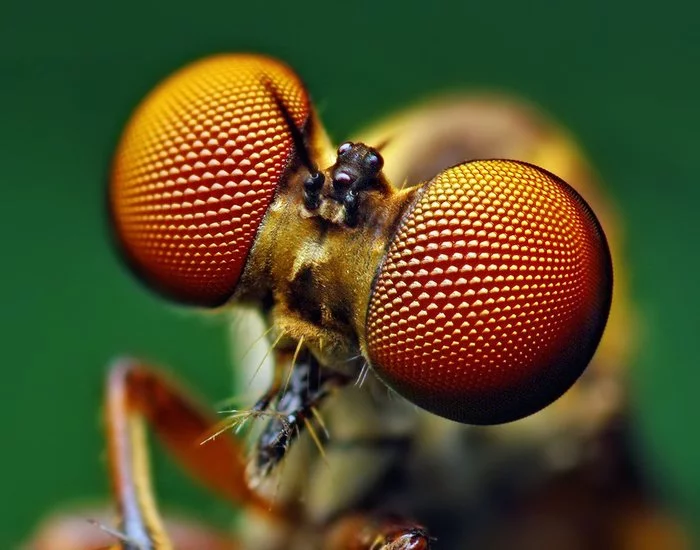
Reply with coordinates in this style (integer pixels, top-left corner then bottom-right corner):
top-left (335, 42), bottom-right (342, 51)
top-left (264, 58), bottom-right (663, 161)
top-left (26, 54), bottom-right (687, 550)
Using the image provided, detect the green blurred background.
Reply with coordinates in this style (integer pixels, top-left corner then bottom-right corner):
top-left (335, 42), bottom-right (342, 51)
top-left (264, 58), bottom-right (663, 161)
top-left (2, 0), bottom-right (698, 546)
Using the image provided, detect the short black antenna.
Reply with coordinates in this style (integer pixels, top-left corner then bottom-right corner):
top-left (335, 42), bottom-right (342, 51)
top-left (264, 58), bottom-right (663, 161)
top-left (261, 78), bottom-right (318, 175)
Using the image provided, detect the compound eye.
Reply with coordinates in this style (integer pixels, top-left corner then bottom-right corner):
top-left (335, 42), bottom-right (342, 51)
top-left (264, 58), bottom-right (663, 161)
top-left (365, 160), bottom-right (612, 425)
top-left (110, 55), bottom-right (311, 307)
top-left (337, 141), bottom-right (353, 156)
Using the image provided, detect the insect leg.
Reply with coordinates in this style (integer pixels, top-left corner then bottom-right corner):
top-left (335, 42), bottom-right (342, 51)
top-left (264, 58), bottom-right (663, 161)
top-left (250, 347), bottom-right (350, 478)
top-left (24, 509), bottom-right (239, 550)
top-left (104, 358), bottom-right (283, 549)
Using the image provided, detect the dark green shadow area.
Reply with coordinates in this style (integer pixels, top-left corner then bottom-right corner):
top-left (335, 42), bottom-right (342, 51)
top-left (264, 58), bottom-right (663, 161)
top-left (1, 0), bottom-right (698, 546)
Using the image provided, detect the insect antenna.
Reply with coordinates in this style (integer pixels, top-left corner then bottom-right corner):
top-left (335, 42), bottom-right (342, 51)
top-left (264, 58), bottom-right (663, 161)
top-left (372, 136), bottom-right (392, 153)
top-left (262, 78), bottom-right (319, 177)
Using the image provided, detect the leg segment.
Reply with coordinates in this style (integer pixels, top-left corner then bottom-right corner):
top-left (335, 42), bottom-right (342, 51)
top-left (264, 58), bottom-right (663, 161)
top-left (25, 509), bottom-right (239, 550)
top-left (104, 358), bottom-right (280, 549)
top-left (250, 348), bottom-right (350, 478)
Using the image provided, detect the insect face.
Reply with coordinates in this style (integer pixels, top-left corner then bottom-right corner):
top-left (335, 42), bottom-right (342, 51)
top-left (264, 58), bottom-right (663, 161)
top-left (19, 53), bottom-right (633, 550)
top-left (297, 141), bottom-right (389, 227)
top-left (110, 54), bottom-right (612, 431)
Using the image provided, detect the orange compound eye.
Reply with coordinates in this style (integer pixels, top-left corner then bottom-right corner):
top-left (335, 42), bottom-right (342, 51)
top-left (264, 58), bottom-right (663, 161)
top-left (366, 160), bottom-right (612, 425)
top-left (110, 55), bottom-right (311, 307)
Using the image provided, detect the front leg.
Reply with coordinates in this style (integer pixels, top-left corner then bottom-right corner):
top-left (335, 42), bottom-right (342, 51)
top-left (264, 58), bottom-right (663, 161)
top-left (238, 344), bottom-right (435, 550)
top-left (249, 347), bottom-right (351, 480)
top-left (103, 358), bottom-right (285, 549)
